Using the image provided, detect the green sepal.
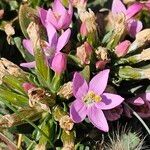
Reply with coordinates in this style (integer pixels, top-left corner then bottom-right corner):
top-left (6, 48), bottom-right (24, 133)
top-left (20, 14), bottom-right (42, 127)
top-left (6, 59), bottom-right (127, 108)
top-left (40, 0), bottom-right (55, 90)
top-left (80, 65), bottom-right (90, 82)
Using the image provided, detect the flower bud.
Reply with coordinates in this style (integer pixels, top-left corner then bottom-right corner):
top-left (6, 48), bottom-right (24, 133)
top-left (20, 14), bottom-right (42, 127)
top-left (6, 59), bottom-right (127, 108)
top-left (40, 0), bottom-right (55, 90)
top-left (53, 105), bottom-right (67, 121)
top-left (59, 115), bottom-right (74, 131)
top-left (96, 60), bottom-right (108, 70)
top-left (0, 9), bottom-right (4, 19)
top-left (22, 82), bottom-right (36, 93)
top-left (27, 87), bottom-right (55, 111)
top-left (51, 53), bottom-right (67, 75)
top-left (128, 29), bottom-right (150, 53)
top-left (80, 22), bottom-right (88, 36)
top-left (71, 0), bottom-right (87, 11)
top-left (118, 66), bottom-right (141, 80)
top-left (57, 82), bottom-right (73, 99)
top-left (106, 13), bottom-right (127, 48)
top-left (95, 46), bottom-right (108, 60)
top-left (4, 23), bottom-right (15, 44)
top-left (79, 9), bottom-right (97, 36)
top-left (115, 40), bottom-right (131, 57)
top-left (76, 42), bottom-right (92, 65)
top-left (125, 48), bottom-right (150, 64)
top-left (27, 22), bottom-right (40, 49)
top-left (140, 68), bottom-right (150, 80)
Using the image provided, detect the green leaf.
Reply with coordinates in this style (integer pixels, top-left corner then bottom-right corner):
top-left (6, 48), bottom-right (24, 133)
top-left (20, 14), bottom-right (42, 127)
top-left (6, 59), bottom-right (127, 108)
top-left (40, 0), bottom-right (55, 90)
top-left (35, 47), bottom-right (52, 88)
top-left (19, 4), bottom-right (37, 38)
top-left (2, 75), bottom-right (27, 95)
top-left (0, 88), bottom-right (28, 107)
top-left (38, 116), bottom-right (56, 148)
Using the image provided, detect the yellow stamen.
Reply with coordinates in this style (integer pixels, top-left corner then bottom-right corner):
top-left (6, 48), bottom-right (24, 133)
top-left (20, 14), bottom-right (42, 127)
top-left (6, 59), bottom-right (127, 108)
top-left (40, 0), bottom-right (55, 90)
top-left (83, 91), bottom-right (102, 104)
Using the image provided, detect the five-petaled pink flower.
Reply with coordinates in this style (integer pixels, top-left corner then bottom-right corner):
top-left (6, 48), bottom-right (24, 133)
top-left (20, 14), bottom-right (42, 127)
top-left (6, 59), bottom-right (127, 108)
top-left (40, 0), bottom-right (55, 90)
top-left (70, 69), bottom-right (124, 132)
top-left (20, 23), bottom-right (71, 69)
top-left (112, 0), bottom-right (143, 37)
top-left (39, 0), bottom-right (73, 30)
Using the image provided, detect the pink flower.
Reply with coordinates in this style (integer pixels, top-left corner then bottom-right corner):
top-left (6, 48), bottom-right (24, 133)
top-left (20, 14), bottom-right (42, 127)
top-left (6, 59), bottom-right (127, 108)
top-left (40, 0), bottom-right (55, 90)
top-left (70, 69), bottom-right (124, 132)
top-left (125, 93), bottom-right (150, 118)
top-left (39, 0), bottom-right (73, 30)
top-left (20, 23), bottom-right (71, 69)
top-left (112, 0), bottom-right (143, 37)
top-left (51, 52), bottom-right (67, 74)
top-left (115, 40), bottom-right (131, 57)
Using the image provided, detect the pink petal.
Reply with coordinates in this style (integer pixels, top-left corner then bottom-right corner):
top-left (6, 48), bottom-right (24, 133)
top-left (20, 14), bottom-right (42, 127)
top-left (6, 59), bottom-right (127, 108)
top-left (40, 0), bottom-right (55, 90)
top-left (38, 7), bottom-right (47, 26)
top-left (51, 52), bottom-right (67, 74)
top-left (45, 23), bottom-right (58, 49)
top-left (145, 1), bottom-right (150, 9)
top-left (111, 0), bottom-right (126, 14)
top-left (89, 69), bottom-right (110, 95)
top-left (96, 93), bottom-right (124, 110)
top-left (20, 61), bottom-right (36, 68)
top-left (61, 3), bottom-right (73, 29)
top-left (115, 40), bottom-right (131, 57)
top-left (57, 10), bottom-right (69, 29)
top-left (126, 3), bottom-right (143, 19)
top-left (127, 19), bottom-right (143, 37)
top-left (88, 106), bottom-right (109, 132)
top-left (70, 99), bottom-right (87, 123)
top-left (73, 72), bottom-right (88, 98)
top-left (56, 28), bottom-right (71, 52)
top-left (80, 22), bottom-right (87, 36)
top-left (133, 97), bottom-right (145, 105)
top-left (23, 39), bottom-right (34, 55)
top-left (52, 0), bottom-right (66, 14)
top-left (68, 2), bottom-right (73, 15)
top-left (46, 9), bottom-right (58, 28)
top-left (145, 93), bottom-right (150, 102)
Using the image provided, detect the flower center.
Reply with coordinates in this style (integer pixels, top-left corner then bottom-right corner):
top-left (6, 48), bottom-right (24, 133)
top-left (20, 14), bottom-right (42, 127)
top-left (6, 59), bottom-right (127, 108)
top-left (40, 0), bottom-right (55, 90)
top-left (53, 12), bottom-right (61, 20)
top-left (83, 91), bottom-right (102, 105)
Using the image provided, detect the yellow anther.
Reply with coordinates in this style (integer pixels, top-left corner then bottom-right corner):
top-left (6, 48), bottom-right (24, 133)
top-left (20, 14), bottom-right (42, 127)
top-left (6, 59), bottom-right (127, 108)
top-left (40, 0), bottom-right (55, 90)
top-left (83, 91), bottom-right (102, 104)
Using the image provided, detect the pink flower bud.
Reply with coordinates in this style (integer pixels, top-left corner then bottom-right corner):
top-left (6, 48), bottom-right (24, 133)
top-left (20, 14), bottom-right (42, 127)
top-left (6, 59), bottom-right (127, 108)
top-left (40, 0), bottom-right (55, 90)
top-left (22, 82), bottom-right (36, 93)
top-left (76, 42), bottom-right (92, 65)
top-left (51, 53), bottom-right (67, 74)
top-left (115, 40), bottom-right (131, 57)
top-left (80, 22), bottom-right (88, 36)
top-left (96, 60), bottom-right (108, 70)
top-left (0, 9), bottom-right (4, 19)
